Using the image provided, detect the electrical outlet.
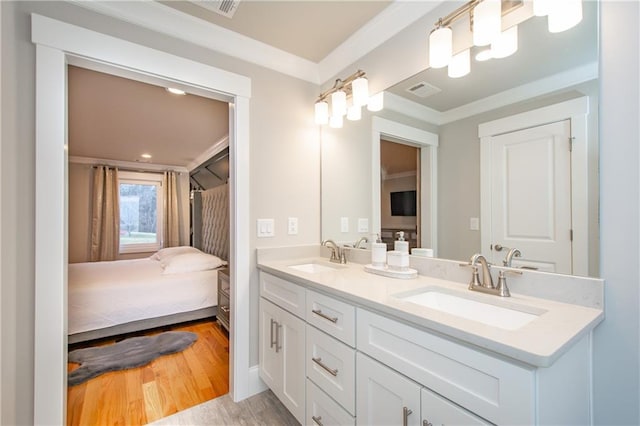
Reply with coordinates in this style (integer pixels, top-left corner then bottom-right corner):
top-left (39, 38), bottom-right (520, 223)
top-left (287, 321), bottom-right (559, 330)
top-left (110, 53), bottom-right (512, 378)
top-left (470, 217), bottom-right (480, 231)
top-left (358, 218), bottom-right (369, 233)
top-left (340, 217), bottom-right (349, 233)
top-left (257, 218), bottom-right (275, 237)
top-left (287, 217), bottom-right (298, 235)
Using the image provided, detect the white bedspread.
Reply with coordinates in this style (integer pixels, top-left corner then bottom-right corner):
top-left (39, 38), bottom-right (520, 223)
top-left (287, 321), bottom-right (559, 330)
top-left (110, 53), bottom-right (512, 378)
top-left (68, 258), bottom-right (218, 335)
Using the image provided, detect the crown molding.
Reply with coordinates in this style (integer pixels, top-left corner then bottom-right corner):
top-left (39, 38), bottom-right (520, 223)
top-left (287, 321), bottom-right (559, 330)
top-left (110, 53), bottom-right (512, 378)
top-left (71, 0), bottom-right (320, 83)
top-left (69, 156), bottom-right (189, 173)
top-left (71, 0), bottom-right (439, 86)
top-left (317, 1), bottom-right (441, 84)
top-left (384, 62), bottom-right (599, 127)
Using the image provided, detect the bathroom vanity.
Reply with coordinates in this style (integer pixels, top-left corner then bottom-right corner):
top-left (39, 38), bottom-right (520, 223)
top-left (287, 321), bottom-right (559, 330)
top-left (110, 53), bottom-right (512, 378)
top-left (257, 246), bottom-right (604, 425)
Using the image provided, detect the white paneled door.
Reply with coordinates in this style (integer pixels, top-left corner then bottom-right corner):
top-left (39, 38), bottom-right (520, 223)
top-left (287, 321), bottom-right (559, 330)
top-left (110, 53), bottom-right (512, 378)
top-left (487, 120), bottom-right (572, 273)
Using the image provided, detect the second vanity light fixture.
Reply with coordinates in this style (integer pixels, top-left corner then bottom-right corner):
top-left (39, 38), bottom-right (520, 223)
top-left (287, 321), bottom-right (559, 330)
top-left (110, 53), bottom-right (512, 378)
top-left (314, 69), bottom-right (384, 128)
top-left (429, 0), bottom-right (583, 78)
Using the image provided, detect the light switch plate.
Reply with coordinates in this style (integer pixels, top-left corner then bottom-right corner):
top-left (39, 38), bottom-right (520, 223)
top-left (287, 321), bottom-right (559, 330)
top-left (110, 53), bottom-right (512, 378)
top-left (358, 218), bottom-right (369, 233)
top-left (470, 217), bottom-right (480, 231)
top-left (287, 217), bottom-right (298, 235)
top-left (257, 218), bottom-right (275, 237)
top-left (340, 217), bottom-right (349, 233)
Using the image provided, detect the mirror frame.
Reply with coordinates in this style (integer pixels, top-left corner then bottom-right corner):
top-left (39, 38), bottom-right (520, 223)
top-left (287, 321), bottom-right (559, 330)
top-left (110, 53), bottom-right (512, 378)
top-left (371, 117), bottom-right (439, 253)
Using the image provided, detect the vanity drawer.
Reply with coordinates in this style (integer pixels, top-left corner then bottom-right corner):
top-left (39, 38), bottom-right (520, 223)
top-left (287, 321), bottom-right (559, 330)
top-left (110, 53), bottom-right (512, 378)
top-left (306, 289), bottom-right (356, 347)
top-left (306, 324), bottom-right (356, 415)
top-left (356, 308), bottom-right (535, 425)
top-left (260, 272), bottom-right (306, 319)
top-left (306, 379), bottom-right (355, 426)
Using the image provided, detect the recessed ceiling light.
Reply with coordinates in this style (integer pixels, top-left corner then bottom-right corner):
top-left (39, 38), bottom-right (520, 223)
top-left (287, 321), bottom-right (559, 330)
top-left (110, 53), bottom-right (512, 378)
top-left (475, 49), bottom-right (493, 62)
top-left (141, 153), bottom-right (152, 159)
top-left (166, 87), bottom-right (186, 95)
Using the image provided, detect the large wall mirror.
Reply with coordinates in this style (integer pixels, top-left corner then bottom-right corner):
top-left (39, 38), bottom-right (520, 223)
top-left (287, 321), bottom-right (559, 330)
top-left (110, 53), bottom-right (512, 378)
top-left (321, 0), bottom-right (599, 277)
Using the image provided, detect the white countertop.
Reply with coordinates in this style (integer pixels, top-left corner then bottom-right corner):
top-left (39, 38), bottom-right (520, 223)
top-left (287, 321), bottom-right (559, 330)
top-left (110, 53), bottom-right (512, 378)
top-left (257, 256), bottom-right (604, 368)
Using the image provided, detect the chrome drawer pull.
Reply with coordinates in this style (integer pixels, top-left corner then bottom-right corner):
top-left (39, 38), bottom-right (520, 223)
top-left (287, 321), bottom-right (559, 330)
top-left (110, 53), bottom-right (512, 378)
top-left (269, 318), bottom-right (276, 349)
top-left (220, 306), bottom-right (230, 314)
top-left (312, 415), bottom-right (324, 426)
top-left (312, 357), bottom-right (338, 376)
top-left (275, 323), bottom-right (282, 353)
top-left (312, 308), bottom-right (338, 323)
top-left (423, 420), bottom-right (433, 426)
top-left (403, 407), bottom-right (413, 426)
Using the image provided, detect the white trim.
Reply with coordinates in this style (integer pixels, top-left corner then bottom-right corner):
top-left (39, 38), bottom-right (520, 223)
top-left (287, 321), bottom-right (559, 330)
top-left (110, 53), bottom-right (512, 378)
top-left (72, 0), bottom-right (320, 84)
top-left (248, 365), bottom-right (269, 396)
top-left (32, 14), bottom-right (253, 424)
top-left (69, 156), bottom-right (189, 173)
top-left (479, 97), bottom-right (590, 276)
top-left (384, 63), bottom-right (598, 127)
top-left (0, 3), bottom-right (3, 418)
top-left (187, 135), bottom-right (229, 172)
top-left (317, 1), bottom-right (440, 83)
top-left (371, 117), bottom-right (439, 254)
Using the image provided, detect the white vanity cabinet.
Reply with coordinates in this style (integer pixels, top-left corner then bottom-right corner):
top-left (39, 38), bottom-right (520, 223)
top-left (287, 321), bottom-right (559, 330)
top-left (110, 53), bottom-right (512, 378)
top-left (259, 275), bottom-right (306, 424)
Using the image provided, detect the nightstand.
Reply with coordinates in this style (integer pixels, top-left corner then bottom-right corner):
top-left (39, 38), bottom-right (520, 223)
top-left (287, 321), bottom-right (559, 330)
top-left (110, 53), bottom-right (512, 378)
top-left (217, 268), bottom-right (230, 331)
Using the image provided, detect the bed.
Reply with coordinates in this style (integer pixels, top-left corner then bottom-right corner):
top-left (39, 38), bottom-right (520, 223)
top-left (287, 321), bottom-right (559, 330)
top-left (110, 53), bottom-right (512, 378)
top-left (68, 248), bottom-right (226, 344)
top-left (69, 184), bottom-right (230, 344)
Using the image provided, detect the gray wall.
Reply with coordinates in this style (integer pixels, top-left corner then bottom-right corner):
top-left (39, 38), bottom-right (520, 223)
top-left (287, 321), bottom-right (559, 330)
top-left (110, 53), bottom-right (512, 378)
top-left (1, 1), bottom-right (319, 424)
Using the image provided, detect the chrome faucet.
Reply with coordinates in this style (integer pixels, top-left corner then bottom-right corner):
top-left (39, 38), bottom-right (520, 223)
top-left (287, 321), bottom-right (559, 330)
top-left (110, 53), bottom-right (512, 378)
top-left (322, 239), bottom-right (346, 264)
top-left (504, 247), bottom-right (522, 267)
top-left (462, 253), bottom-right (518, 297)
top-left (353, 236), bottom-right (368, 249)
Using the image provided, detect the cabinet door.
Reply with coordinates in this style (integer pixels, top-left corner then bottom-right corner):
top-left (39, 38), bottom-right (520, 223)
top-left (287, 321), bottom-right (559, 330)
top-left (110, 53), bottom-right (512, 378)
top-left (356, 353), bottom-right (421, 426)
top-left (279, 306), bottom-right (306, 424)
top-left (421, 388), bottom-right (490, 426)
top-left (259, 298), bottom-right (282, 392)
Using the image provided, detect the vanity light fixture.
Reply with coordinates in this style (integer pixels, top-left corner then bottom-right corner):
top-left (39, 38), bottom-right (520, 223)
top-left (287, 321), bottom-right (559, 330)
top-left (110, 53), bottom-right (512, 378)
top-left (314, 69), bottom-right (379, 128)
top-left (428, 0), bottom-right (582, 78)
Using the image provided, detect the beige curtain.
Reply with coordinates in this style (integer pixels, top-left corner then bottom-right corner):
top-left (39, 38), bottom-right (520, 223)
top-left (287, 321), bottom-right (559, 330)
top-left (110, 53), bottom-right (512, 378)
top-left (163, 171), bottom-right (180, 248)
top-left (90, 166), bottom-right (120, 261)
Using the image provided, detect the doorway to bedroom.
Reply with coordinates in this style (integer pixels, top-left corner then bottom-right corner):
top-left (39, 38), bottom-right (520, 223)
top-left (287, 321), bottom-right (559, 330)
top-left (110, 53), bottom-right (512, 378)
top-left (65, 64), bottom-right (232, 423)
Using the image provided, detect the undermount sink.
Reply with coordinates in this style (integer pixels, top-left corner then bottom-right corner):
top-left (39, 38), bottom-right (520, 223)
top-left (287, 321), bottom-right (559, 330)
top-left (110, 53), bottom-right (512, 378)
top-left (395, 288), bottom-right (544, 331)
top-left (288, 261), bottom-right (343, 274)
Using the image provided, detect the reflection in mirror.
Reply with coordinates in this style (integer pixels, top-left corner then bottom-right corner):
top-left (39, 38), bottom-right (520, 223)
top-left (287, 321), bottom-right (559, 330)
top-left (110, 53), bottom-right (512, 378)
top-left (321, 1), bottom-right (599, 277)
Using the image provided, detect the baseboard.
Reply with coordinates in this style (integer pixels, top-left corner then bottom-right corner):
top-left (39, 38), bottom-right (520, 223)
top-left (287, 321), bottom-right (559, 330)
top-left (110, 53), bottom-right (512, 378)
top-left (248, 365), bottom-right (269, 396)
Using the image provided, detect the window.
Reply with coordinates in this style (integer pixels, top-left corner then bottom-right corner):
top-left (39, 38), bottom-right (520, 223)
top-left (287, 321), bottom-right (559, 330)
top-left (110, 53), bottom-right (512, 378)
top-left (118, 171), bottom-right (163, 254)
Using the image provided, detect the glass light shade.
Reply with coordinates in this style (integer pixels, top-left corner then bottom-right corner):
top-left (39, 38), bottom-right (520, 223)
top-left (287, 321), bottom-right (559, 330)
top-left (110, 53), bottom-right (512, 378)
top-left (347, 104), bottom-right (362, 121)
top-left (473, 0), bottom-right (502, 46)
top-left (366, 92), bottom-right (384, 112)
top-left (533, 0), bottom-right (552, 16)
top-left (447, 49), bottom-right (470, 78)
top-left (428, 26), bottom-right (453, 68)
top-left (491, 25), bottom-right (518, 59)
top-left (331, 90), bottom-right (347, 117)
top-left (329, 114), bottom-right (343, 128)
top-left (475, 49), bottom-right (493, 62)
top-left (351, 76), bottom-right (369, 107)
top-left (314, 100), bottom-right (329, 125)
top-left (548, 0), bottom-right (582, 33)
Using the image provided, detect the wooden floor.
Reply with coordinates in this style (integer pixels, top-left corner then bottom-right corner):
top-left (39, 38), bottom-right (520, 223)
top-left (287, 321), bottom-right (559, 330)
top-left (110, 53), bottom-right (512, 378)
top-left (67, 319), bottom-right (229, 425)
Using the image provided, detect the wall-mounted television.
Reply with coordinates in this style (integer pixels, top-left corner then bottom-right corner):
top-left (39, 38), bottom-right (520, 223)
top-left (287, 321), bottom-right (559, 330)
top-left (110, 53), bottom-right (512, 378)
top-left (390, 190), bottom-right (417, 216)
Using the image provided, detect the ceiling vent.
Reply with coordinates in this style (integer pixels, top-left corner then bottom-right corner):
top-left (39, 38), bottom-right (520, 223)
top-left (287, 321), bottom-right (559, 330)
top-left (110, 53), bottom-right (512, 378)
top-left (405, 81), bottom-right (441, 99)
top-left (195, 0), bottom-right (241, 18)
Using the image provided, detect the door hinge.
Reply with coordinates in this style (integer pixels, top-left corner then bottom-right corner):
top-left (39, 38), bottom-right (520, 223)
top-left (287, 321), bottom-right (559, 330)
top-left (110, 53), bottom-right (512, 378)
top-left (569, 136), bottom-right (575, 152)
top-left (570, 229), bottom-right (574, 241)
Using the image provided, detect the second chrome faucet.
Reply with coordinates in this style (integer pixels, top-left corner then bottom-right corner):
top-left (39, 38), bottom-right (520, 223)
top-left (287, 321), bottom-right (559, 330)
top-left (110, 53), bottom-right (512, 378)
top-left (464, 253), bottom-right (520, 297)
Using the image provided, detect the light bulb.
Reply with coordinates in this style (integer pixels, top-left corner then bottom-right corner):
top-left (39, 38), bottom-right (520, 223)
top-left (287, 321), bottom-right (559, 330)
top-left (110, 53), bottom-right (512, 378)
top-left (331, 90), bottom-right (347, 117)
top-left (347, 104), bottom-right (362, 121)
top-left (429, 26), bottom-right (453, 68)
top-left (548, 0), bottom-right (582, 33)
top-left (533, 0), bottom-right (552, 16)
top-left (314, 100), bottom-right (329, 125)
top-left (351, 76), bottom-right (369, 107)
top-left (475, 49), bottom-right (493, 62)
top-left (491, 25), bottom-right (518, 59)
top-left (448, 49), bottom-right (470, 78)
top-left (473, 0), bottom-right (502, 46)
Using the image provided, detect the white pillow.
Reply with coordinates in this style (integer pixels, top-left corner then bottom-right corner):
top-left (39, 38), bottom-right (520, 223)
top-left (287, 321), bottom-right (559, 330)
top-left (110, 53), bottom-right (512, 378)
top-left (161, 252), bottom-right (227, 274)
top-left (151, 246), bottom-right (201, 261)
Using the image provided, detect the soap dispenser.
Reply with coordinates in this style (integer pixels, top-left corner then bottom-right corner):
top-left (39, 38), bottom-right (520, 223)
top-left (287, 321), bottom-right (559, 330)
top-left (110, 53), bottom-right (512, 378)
top-left (371, 234), bottom-right (387, 267)
top-left (394, 231), bottom-right (409, 253)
